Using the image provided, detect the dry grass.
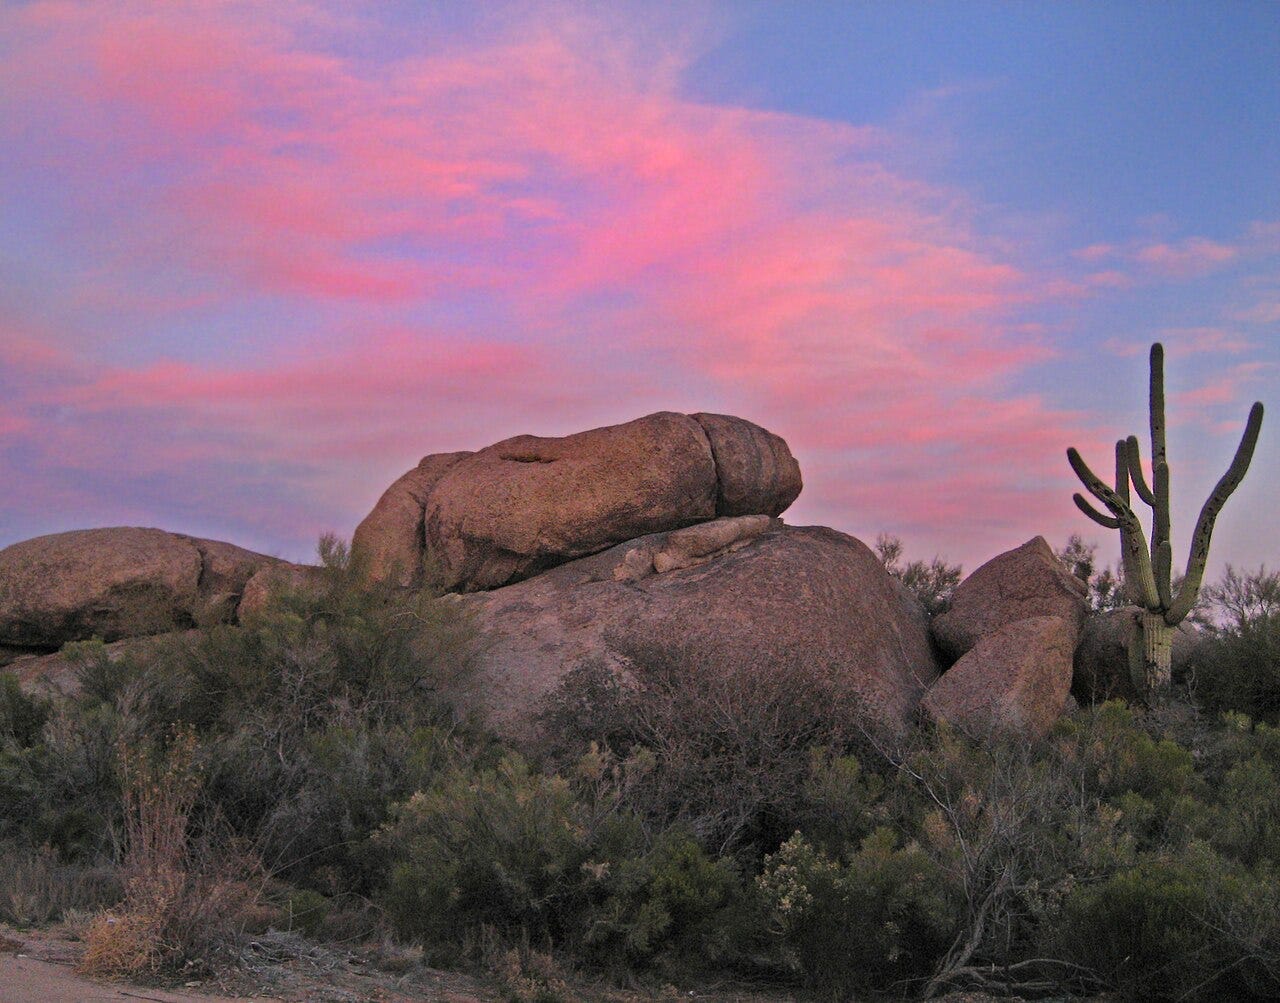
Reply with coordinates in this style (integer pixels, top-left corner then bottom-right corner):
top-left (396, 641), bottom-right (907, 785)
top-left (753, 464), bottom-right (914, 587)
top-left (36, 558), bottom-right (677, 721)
top-left (0, 844), bottom-right (119, 927)
top-left (79, 728), bottom-right (262, 979)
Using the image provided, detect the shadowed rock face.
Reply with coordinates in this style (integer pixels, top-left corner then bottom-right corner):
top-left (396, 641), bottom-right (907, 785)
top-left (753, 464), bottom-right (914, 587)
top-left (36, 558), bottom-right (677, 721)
top-left (922, 615), bottom-right (1076, 739)
top-left (454, 520), bottom-right (940, 746)
top-left (1073, 607), bottom-right (1203, 702)
top-left (931, 536), bottom-right (1088, 663)
top-left (0, 528), bottom-right (280, 650)
top-left (356, 411), bottom-right (804, 593)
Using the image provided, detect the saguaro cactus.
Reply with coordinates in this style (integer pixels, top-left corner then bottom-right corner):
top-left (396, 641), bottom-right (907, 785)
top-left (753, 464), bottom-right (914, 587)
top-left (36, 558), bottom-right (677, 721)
top-left (1067, 343), bottom-right (1264, 695)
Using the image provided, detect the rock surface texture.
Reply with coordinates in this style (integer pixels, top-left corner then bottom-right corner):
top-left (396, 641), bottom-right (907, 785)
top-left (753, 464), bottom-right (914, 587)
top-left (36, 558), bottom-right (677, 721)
top-left (931, 536), bottom-right (1089, 662)
top-left (0, 528), bottom-right (280, 652)
top-left (454, 520), bottom-right (939, 745)
top-left (355, 411), bottom-right (802, 592)
top-left (922, 615), bottom-right (1076, 739)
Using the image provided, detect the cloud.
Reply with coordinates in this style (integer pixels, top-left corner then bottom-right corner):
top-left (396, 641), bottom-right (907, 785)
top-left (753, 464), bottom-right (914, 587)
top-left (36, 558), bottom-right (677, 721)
top-left (0, 2), bottom-right (1102, 562)
top-left (1135, 236), bottom-right (1239, 277)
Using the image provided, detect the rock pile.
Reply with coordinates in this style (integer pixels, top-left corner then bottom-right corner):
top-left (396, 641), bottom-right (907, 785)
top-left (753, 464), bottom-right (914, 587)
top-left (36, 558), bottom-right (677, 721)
top-left (1, 410), bottom-right (1166, 744)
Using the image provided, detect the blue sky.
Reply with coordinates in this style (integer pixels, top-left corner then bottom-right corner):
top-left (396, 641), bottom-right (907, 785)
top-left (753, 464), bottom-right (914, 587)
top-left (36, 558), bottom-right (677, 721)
top-left (1, 1), bottom-right (1275, 581)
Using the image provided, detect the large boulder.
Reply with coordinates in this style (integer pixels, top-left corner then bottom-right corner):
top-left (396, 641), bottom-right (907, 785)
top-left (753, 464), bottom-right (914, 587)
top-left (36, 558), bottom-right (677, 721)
top-left (350, 451), bottom-right (473, 586)
top-left (931, 537), bottom-right (1088, 662)
top-left (453, 520), bottom-right (940, 745)
top-left (1073, 607), bottom-right (1204, 702)
top-left (921, 616), bottom-right (1076, 739)
top-left (0, 528), bottom-right (280, 650)
top-left (423, 412), bottom-right (802, 592)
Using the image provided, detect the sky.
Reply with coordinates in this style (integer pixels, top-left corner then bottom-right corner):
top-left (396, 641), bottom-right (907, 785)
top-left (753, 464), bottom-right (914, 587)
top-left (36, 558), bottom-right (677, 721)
top-left (1, 0), bottom-right (1277, 581)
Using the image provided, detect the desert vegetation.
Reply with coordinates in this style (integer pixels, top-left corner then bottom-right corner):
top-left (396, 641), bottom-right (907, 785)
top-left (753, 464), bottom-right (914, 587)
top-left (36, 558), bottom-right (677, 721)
top-left (2, 534), bottom-right (1280, 1000)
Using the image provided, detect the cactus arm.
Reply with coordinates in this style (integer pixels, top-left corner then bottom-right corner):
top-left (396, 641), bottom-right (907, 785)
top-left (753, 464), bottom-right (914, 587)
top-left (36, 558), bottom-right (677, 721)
top-left (1115, 440), bottom-right (1131, 504)
top-left (1167, 401), bottom-right (1265, 624)
top-left (1068, 446), bottom-right (1160, 609)
top-left (1155, 540), bottom-right (1173, 609)
top-left (1149, 343), bottom-right (1167, 472)
top-left (1125, 436), bottom-right (1157, 506)
top-left (1074, 493), bottom-right (1121, 529)
top-left (1153, 459), bottom-right (1171, 554)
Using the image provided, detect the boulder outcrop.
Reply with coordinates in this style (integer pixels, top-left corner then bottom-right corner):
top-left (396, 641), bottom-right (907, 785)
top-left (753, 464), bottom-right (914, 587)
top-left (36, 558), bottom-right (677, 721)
top-left (931, 536), bottom-right (1088, 662)
top-left (453, 520), bottom-right (939, 745)
top-left (0, 528), bottom-right (280, 652)
top-left (355, 411), bottom-right (802, 592)
top-left (921, 615), bottom-right (1076, 739)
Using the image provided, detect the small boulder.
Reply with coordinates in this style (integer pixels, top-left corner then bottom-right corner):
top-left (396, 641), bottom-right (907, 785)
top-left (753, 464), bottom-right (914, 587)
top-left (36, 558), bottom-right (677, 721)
top-left (0, 528), bottom-right (280, 648)
top-left (454, 521), bottom-right (940, 745)
top-left (351, 451), bottom-right (472, 585)
top-left (921, 616), bottom-right (1076, 739)
top-left (931, 537), bottom-right (1088, 662)
top-left (1073, 607), bottom-right (1204, 702)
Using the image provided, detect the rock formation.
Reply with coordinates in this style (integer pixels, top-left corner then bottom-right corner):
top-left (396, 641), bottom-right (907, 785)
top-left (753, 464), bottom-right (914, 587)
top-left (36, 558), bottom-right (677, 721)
top-left (0, 528), bottom-right (281, 655)
top-left (454, 519), bottom-right (939, 745)
top-left (931, 536), bottom-right (1088, 663)
top-left (2, 413), bottom-right (1139, 744)
top-left (353, 411), bottom-right (802, 593)
top-left (922, 616), bottom-right (1076, 739)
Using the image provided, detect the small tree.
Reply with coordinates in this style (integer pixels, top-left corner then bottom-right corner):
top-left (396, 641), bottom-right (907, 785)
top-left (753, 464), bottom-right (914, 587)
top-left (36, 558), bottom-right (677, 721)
top-left (1067, 343), bottom-right (1263, 696)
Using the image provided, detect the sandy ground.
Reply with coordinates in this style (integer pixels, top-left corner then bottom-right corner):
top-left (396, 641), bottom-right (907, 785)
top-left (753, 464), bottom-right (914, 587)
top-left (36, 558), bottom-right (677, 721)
top-left (0, 926), bottom-right (492, 1003)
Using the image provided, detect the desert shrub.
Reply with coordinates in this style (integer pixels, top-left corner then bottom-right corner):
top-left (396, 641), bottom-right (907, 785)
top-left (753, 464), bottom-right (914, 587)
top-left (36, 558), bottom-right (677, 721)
top-left (792, 748), bottom-right (885, 855)
top-left (579, 828), bottom-right (747, 975)
top-left (379, 753), bottom-right (624, 948)
top-left (1054, 844), bottom-right (1280, 1001)
top-left (80, 729), bottom-right (261, 978)
top-left (0, 842), bottom-right (119, 925)
top-left (758, 828), bottom-right (955, 998)
top-left (0, 674), bottom-right (48, 746)
top-left (1187, 615), bottom-right (1280, 723)
top-left (540, 640), bottom-right (873, 858)
top-left (875, 534), bottom-right (962, 617)
top-left (1057, 534), bottom-right (1128, 611)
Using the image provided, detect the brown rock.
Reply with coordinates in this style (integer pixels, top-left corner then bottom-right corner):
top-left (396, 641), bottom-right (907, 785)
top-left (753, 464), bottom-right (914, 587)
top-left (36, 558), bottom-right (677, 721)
top-left (424, 412), bottom-right (720, 592)
top-left (0, 528), bottom-right (201, 646)
top-left (1073, 606), bottom-right (1204, 702)
top-left (931, 536), bottom-right (1088, 662)
top-left (921, 615), bottom-right (1076, 739)
top-left (0, 528), bottom-right (281, 648)
top-left (691, 413), bottom-right (803, 517)
top-left (351, 451), bottom-right (473, 586)
top-left (455, 522), bottom-right (940, 745)
top-left (237, 562), bottom-right (326, 621)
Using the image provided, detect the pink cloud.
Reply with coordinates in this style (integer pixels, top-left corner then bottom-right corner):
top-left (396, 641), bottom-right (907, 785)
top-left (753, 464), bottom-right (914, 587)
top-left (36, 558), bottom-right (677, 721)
top-left (1136, 236), bottom-right (1238, 277)
top-left (0, 2), bottom-right (1101, 563)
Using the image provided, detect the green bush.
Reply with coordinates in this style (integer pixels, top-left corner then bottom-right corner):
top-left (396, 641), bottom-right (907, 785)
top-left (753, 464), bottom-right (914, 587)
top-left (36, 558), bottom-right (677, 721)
top-left (0, 674), bottom-right (49, 747)
top-left (379, 754), bottom-right (607, 946)
top-left (580, 828), bottom-right (746, 975)
top-left (1055, 844), bottom-right (1280, 1001)
top-left (758, 829), bottom-right (955, 997)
